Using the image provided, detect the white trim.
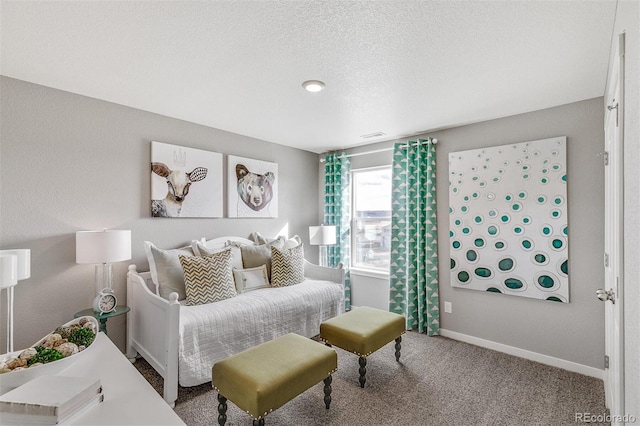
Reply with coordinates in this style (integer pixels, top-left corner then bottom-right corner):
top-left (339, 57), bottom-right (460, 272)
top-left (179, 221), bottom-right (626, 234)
top-left (439, 329), bottom-right (604, 380)
top-left (350, 268), bottom-right (389, 280)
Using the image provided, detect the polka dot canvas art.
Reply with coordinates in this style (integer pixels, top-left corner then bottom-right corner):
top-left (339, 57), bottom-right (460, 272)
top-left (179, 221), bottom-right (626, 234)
top-left (448, 136), bottom-right (569, 303)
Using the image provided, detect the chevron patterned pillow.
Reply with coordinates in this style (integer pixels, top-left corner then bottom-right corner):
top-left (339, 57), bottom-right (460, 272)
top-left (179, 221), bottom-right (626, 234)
top-left (270, 244), bottom-right (305, 287)
top-left (179, 249), bottom-right (237, 306)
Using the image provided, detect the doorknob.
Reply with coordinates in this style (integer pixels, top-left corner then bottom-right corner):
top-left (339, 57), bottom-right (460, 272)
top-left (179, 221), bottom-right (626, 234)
top-left (596, 288), bottom-right (615, 304)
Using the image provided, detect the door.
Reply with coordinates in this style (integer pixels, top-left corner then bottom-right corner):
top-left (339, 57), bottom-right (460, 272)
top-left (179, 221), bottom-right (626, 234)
top-left (600, 32), bottom-right (625, 420)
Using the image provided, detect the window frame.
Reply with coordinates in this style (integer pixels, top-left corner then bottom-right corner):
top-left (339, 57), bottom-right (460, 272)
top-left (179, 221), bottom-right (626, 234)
top-left (350, 165), bottom-right (392, 276)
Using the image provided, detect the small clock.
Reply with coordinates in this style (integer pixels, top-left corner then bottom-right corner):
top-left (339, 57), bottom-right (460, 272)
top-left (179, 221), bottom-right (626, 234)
top-left (93, 288), bottom-right (117, 314)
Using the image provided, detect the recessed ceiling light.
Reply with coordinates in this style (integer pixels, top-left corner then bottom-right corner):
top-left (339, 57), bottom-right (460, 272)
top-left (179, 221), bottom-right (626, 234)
top-left (302, 80), bottom-right (325, 93)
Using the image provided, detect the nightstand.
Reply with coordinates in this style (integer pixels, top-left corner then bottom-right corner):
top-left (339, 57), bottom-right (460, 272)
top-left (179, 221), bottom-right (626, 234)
top-left (74, 306), bottom-right (130, 335)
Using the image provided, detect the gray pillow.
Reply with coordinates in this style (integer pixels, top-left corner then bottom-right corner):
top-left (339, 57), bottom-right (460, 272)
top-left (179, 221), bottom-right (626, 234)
top-left (240, 237), bottom-right (284, 280)
top-left (144, 241), bottom-right (193, 300)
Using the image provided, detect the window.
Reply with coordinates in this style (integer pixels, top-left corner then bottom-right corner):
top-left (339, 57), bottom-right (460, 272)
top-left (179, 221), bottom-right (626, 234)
top-left (351, 167), bottom-right (392, 273)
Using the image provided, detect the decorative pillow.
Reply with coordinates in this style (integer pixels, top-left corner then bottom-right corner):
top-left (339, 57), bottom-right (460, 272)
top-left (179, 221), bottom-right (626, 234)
top-left (232, 265), bottom-right (270, 293)
top-left (270, 244), bottom-right (305, 287)
top-left (192, 240), bottom-right (243, 271)
top-left (282, 235), bottom-right (302, 250)
top-left (240, 237), bottom-right (285, 279)
top-left (179, 249), bottom-right (237, 306)
top-left (144, 241), bottom-right (194, 300)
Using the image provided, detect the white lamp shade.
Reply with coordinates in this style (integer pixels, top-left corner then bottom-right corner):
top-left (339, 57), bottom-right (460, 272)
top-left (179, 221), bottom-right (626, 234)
top-left (0, 254), bottom-right (18, 289)
top-left (76, 230), bottom-right (132, 264)
top-left (0, 249), bottom-right (31, 280)
top-left (309, 225), bottom-right (337, 246)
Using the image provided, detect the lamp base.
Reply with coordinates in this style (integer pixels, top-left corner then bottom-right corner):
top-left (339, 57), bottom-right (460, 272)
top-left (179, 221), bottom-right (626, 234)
top-left (95, 263), bottom-right (113, 295)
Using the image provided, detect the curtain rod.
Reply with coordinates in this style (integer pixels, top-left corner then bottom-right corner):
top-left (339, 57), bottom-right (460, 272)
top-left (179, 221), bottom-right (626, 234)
top-left (320, 138), bottom-right (438, 162)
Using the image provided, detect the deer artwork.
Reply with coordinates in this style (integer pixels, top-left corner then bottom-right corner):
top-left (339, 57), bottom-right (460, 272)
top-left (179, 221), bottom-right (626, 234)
top-left (151, 162), bottom-right (208, 217)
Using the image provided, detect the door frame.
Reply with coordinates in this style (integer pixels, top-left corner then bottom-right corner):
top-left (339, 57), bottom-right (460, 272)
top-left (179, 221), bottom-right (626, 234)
top-left (603, 31), bottom-right (625, 420)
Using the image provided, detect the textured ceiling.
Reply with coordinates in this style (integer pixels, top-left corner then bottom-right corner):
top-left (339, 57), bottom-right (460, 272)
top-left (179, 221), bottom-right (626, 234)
top-left (1, 1), bottom-right (617, 153)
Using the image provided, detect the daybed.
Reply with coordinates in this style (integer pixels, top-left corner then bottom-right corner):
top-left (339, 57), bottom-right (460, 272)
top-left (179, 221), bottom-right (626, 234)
top-left (126, 236), bottom-right (345, 408)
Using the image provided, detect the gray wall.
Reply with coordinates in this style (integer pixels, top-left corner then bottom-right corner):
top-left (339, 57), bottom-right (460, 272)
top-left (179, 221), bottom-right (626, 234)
top-left (344, 98), bottom-right (605, 369)
top-left (0, 77), bottom-right (319, 352)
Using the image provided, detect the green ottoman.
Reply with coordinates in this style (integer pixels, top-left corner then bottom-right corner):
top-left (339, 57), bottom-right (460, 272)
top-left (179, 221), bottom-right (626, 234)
top-left (212, 333), bottom-right (337, 425)
top-left (320, 306), bottom-right (405, 388)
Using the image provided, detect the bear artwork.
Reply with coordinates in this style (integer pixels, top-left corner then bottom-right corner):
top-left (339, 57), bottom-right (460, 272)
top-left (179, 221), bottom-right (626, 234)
top-left (236, 164), bottom-right (275, 216)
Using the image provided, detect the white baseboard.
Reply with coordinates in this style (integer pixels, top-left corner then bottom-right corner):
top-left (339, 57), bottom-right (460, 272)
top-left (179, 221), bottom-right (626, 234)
top-left (439, 328), bottom-right (604, 380)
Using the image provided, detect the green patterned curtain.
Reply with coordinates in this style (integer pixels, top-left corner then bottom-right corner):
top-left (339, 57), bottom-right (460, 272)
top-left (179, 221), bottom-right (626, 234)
top-left (389, 138), bottom-right (439, 335)
top-left (324, 153), bottom-right (351, 311)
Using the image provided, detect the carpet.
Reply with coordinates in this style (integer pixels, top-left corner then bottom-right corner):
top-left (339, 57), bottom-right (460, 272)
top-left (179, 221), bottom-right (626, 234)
top-left (134, 331), bottom-right (608, 425)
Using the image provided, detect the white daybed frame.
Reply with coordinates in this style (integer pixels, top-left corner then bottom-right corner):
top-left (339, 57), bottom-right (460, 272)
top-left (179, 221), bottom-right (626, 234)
top-left (125, 237), bottom-right (345, 408)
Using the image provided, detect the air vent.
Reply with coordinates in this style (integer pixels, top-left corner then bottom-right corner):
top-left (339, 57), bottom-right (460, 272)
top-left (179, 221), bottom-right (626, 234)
top-left (360, 132), bottom-right (386, 139)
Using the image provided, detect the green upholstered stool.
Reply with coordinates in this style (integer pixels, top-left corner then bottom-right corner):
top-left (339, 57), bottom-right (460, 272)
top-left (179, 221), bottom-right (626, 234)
top-left (320, 306), bottom-right (405, 388)
top-left (212, 333), bottom-right (337, 425)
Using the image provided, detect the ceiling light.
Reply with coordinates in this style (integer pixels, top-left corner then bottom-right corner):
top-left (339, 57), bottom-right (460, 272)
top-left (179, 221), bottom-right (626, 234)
top-left (302, 80), bottom-right (325, 93)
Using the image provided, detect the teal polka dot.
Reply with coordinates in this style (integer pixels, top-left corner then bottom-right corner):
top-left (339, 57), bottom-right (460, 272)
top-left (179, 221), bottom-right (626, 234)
top-left (541, 168), bottom-right (548, 174)
top-left (474, 267), bottom-right (493, 278)
top-left (537, 196), bottom-right (546, 203)
top-left (534, 254), bottom-right (547, 263)
top-left (458, 271), bottom-right (470, 283)
top-left (552, 239), bottom-right (563, 249)
top-left (518, 192), bottom-right (527, 199)
top-left (452, 241), bottom-right (461, 249)
top-left (501, 215), bottom-right (510, 223)
top-left (454, 219), bottom-right (462, 226)
top-left (561, 260), bottom-right (568, 275)
top-left (552, 210), bottom-right (560, 218)
top-left (487, 225), bottom-right (498, 236)
top-left (450, 258), bottom-right (456, 269)
top-left (462, 227), bottom-right (471, 235)
top-left (472, 192), bottom-right (479, 198)
top-left (563, 226), bottom-right (568, 235)
top-left (505, 194), bottom-right (512, 201)
top-left (523, 174), bottom-right (530, 179)
top-left (449, 230), bottom-right (454, 237)
top-left (495, 241), bottom-right (505, 249)
top-left (538, 275), bottom-right (555, 288)
top-left (522, 239), bottom-right (532, 249)
top-left (474, 238), bottom-right (485, 247)
top-left (449, 207), bottom-right (454, 214)
top-left (547, 296), bottom-right (563, 302)
top-left (464, 196), bottom-right (470, 201)
top-left (498, 258), bottom-right (514, 271)
top-left (461, 206), bottom-right (468, 213)
top-left (513, 226), bottom-right (523, 234)
top-left (505, 278), bottom-right (523, 289)
top-left (511, 203), bottom-right (521, 211)
top-left (542, 226), bottom-right (552, 235)
top-left (487, 287), bottom-right (502, 293)
top-left (523, 217), bottom-right (531, 224)
top-left (474, 216), bottom-right (483, 224)
top-left (541, 177), bottom-right (548, 184)
top-left (466, 250), bottom-right (477, 262)
top-left (554, 197), bottom-right (562, 205)
top-left (562, 175), bottom-right (567, 182)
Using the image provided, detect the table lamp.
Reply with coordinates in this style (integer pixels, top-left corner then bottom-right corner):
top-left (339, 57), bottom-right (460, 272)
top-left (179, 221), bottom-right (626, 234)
top-left (0, 249), bottom-right (31, 352)
top-left (308, 225), bottom-right (337, 267)
top-left (76, 230), bottom-right (131, 314)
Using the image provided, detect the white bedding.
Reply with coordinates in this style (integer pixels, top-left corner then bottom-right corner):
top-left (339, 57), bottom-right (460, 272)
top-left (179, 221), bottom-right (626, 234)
top-left (177, 279), bottom-right (345, 386)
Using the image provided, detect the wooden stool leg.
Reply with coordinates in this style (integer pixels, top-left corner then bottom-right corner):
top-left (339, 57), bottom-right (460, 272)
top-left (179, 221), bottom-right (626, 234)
top-left (358, 356), bottom-right (367, 388)
top-left (395, 336), bottom-right (402, 362)
top-left (323, 375), bottom-right (332, 409)
top-left (217, 393), bottom-right (227, 426)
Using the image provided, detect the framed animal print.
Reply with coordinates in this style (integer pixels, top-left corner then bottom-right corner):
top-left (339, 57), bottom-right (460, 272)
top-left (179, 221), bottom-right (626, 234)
top-left (151, 141), bottom-right (223, 218)
top-left (227, 155), bottom-right (278, 218)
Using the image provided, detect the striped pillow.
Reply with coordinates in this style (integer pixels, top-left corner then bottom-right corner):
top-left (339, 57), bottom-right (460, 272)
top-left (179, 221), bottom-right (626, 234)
top-left (179, 249), bottom-right (237, 306)
top-left (270, 244), bottom-right (305, 287)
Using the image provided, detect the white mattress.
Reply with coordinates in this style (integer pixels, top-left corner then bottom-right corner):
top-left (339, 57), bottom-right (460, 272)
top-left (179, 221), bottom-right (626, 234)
top-left (177, 279), bottom-right (345, 386)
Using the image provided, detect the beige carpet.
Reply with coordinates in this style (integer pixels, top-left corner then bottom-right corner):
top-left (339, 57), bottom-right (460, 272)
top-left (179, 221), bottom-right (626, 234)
top-left (134, 331), bottom-right (608, 425)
